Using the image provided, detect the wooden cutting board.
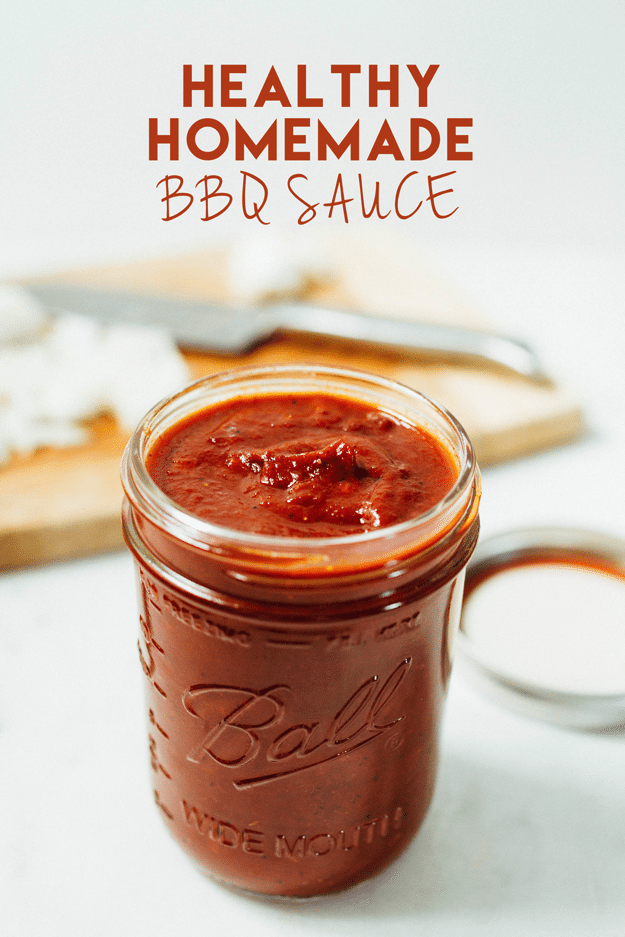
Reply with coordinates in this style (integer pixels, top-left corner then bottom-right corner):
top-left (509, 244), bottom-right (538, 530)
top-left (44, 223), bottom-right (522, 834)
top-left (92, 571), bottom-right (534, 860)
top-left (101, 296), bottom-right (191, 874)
top-left (1, 231), bottom-right (583, 570)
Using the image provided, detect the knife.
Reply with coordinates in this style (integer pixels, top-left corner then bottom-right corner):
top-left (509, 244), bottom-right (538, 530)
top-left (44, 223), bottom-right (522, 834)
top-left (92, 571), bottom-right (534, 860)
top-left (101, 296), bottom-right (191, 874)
top-left (26, 282), bottom-right (545, 381)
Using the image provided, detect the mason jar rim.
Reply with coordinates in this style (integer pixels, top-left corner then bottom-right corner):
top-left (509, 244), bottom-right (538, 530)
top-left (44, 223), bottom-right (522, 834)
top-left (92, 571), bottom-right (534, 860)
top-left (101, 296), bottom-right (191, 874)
top-left (120, 364), bottom-right (478, 559)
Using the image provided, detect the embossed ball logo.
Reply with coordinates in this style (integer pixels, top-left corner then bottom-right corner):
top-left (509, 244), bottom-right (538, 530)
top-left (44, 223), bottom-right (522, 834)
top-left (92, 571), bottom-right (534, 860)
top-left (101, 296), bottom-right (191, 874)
top-left (182, 657), bottom-right (412, 789)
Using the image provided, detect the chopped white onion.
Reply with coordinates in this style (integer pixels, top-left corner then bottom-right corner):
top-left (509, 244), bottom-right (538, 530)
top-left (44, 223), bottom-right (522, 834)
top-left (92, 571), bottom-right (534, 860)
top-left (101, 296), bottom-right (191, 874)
top-left (0, 285), bottom-right (190, 465)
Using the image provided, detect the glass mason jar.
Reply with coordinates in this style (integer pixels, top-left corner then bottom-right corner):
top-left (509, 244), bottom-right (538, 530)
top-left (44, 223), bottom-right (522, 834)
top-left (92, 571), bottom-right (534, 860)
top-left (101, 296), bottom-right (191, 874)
top-left (121, 365), bottom-right (480, 899)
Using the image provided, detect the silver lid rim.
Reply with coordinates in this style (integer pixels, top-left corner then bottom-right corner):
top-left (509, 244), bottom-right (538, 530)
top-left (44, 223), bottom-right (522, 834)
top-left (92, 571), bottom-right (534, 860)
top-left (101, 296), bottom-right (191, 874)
top-left (456, 526), bottom-right (625, 730)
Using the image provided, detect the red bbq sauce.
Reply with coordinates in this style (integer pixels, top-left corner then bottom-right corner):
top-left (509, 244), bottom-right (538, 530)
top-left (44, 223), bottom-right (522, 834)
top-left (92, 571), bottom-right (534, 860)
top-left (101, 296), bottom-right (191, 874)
top-left (146, 393), bottom-right (457, 537)
top-left (122, 371), bottom-right (480, 898)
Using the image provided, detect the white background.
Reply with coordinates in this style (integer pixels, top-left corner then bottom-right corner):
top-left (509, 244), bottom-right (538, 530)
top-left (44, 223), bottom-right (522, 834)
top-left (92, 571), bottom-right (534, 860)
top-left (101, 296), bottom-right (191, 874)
top-left (1, 3), bottom-right (624, 935)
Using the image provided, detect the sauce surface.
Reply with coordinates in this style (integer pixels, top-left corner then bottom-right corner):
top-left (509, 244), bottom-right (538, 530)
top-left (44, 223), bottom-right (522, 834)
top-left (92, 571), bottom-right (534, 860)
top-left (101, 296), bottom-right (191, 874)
top-left (147, 393), bottom-right (457, 537)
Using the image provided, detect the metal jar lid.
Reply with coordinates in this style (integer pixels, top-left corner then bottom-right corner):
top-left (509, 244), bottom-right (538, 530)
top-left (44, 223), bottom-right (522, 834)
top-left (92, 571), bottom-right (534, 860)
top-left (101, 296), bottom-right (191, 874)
top-left (456, 527), bottom-right (625, 729)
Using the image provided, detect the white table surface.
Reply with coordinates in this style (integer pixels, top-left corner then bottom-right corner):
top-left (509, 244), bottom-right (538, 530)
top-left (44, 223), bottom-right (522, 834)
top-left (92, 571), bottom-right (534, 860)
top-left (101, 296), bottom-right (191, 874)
top-left (2, 245), bottom-right (624, 936)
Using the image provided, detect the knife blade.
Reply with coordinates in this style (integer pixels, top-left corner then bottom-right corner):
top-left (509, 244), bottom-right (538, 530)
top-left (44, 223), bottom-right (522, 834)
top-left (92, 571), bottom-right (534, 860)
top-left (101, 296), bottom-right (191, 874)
top-left (25, 282), bottom-right (546, 381)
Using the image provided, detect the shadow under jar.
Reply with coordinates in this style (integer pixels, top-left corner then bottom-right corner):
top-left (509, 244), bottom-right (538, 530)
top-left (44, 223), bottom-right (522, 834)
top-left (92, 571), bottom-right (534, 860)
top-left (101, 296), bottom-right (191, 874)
top-left (121, 365), bottom-right (480, 899)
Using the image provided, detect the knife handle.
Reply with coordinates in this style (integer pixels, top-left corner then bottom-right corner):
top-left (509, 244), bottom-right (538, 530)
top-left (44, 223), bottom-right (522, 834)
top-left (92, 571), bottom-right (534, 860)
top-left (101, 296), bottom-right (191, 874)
top-left (274, 304), bottom-right (546, 381)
